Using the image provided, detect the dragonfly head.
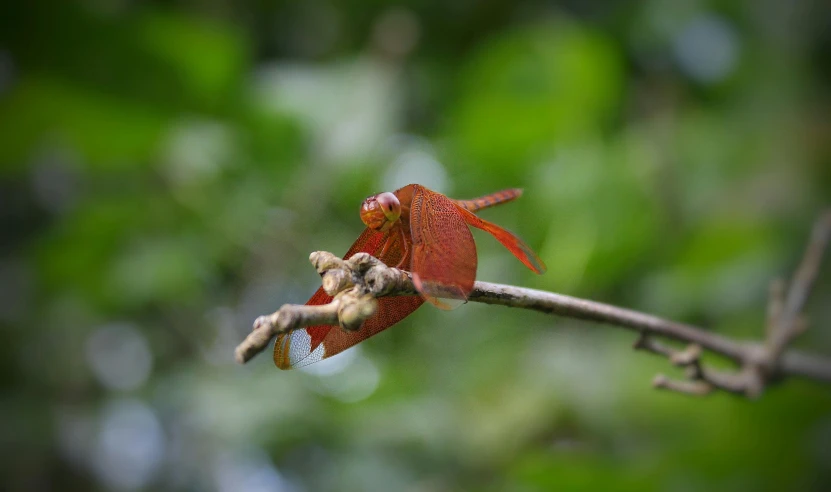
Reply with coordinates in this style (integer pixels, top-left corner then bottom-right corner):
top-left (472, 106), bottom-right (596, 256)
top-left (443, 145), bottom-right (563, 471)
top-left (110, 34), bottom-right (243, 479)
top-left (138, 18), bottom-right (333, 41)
top-left (361, 192), bottom-right (401, 232)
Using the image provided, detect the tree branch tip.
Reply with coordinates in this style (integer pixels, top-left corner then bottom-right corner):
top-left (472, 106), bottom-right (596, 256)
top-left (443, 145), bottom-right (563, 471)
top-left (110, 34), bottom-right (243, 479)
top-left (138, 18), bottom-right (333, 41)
top-left (234, 346), bottom-right (248, 365)
top-left (652, 374), bottom-right (669, 387)
top-left (235, 327), bottom-right (272, 365)
top-left (652, 374), bottom-right (713, 396)
top-left (670, 344), bottom-right (702, 366)
top-left (348, 251), bottom-right (382, 271)
top-left (310, 251), bottom-right (344, 273)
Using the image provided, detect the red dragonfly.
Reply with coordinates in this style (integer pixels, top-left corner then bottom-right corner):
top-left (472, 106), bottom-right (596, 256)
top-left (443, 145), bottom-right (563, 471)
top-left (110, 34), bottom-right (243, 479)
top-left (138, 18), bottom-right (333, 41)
top-left (274, 184), bottom-right (546, 369)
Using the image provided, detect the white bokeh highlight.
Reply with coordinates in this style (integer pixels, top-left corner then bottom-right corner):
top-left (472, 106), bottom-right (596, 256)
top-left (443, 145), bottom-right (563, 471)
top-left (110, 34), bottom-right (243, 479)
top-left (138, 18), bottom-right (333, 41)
top-left (92, 399), bottom-right (165, 491)
top-left (85, 322), bottom-right (153, 391)
top-left (381, 134), bottom-right (449, 193)
top-left (214, 446), bottom-right (298, 492)
top-left (673, 14), bottom-right (740, 84)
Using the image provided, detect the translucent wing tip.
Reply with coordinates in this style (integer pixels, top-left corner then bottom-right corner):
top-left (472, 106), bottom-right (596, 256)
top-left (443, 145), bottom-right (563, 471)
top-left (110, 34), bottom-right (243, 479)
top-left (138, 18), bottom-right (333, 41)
top-left (273, 329), bottom-right (328, 369)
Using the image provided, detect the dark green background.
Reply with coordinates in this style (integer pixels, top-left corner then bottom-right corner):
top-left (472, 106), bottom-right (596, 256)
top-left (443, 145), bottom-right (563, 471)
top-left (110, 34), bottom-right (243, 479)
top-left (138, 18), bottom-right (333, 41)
top-left (1, 1), bottom-right (830, 490)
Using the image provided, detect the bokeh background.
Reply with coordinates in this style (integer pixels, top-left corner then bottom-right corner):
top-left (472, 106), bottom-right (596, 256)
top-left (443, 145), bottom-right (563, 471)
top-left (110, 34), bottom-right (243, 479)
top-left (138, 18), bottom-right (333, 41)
top-left (2, 0), bottom-right (831, 490)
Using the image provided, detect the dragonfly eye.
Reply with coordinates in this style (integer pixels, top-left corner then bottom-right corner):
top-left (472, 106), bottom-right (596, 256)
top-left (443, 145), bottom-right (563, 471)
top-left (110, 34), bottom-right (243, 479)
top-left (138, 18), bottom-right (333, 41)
top-left (360, 192), bottom-right (401, 231)
top-left (376, 192), bottom-right (401, 221)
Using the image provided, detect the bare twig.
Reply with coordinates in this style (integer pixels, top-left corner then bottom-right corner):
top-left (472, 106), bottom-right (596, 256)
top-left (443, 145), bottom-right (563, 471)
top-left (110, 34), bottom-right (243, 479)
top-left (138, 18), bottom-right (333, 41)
top-left (766, 279), bottom-right (786, 341)
top-left (631, 332), bottom-right (763, 395)
top-left (236, 210), bottom-right (831, 398)
top-left (767, 211), bottom-right (831, 362)
top-left (653, 374), bottom-right (713, 396)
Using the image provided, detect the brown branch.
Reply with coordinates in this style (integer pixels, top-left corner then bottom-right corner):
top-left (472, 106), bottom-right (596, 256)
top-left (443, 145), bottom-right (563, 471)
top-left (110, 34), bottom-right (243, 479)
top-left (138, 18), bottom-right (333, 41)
top-left (234, 251), bottom-right (414, 364)
top-left (652, 374), bottom-right (713, 396)
top-left (236, 210), bottom-right (831, 398)
top-left (766, 210), bottom-right (831, 362)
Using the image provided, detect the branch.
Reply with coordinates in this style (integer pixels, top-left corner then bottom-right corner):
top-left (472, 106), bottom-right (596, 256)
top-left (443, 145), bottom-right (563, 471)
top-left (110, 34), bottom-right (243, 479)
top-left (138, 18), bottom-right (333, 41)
top-left (234, 252), bottom-right (415, 364)
top-left (236, 210), bottom-right (831, 398)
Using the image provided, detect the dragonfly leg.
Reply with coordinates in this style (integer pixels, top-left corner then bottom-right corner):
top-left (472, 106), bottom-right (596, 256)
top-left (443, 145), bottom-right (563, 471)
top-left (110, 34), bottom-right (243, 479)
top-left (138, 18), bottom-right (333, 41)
top-left (378, 234), bottom-right (393, 259)
top-left (395, 227), bottom-right (409, 269)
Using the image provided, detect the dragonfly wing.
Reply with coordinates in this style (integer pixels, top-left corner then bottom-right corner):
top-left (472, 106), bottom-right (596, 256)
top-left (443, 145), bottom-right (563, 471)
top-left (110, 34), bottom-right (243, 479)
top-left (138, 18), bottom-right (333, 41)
top-left (455, 205), bottom-right (546, 274)
top-left (272, 286), bottom-right (333, 369)
top-left (410, 185), bottom-right (477, 310)
top-left (273, 226), bottom-right (423, 369)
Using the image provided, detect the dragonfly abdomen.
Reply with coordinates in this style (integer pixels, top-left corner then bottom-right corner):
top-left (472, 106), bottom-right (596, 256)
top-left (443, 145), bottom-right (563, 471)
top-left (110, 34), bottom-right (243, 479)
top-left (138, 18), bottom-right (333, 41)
top-left (455, 188), bottom-right (523, 212)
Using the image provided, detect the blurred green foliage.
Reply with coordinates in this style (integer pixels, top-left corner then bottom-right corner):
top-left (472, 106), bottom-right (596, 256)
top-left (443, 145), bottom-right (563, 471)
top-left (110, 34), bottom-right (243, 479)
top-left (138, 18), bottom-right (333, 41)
top-left (1, 0), bottom-right (830, 491)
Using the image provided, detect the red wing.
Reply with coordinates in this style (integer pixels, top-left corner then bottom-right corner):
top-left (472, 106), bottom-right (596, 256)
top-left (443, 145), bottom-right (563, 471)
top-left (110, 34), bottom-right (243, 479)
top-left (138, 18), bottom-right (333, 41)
top-left (455, 205), bottom-right (546, 274)
top-left (273, 226), bottom-right (424, 369)
top-left (410, 185), bottom-right (477, 310)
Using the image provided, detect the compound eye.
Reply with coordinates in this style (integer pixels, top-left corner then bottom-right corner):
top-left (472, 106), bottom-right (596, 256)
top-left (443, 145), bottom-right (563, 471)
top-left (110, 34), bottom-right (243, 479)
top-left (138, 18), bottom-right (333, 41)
top-left (375, 192), bottom-right (401, 221)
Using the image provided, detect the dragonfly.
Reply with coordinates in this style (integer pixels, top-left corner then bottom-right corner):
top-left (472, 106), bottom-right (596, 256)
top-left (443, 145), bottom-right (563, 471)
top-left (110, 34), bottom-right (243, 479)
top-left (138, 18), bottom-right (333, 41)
top-left (273, 183), bottom-right (546, 369)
